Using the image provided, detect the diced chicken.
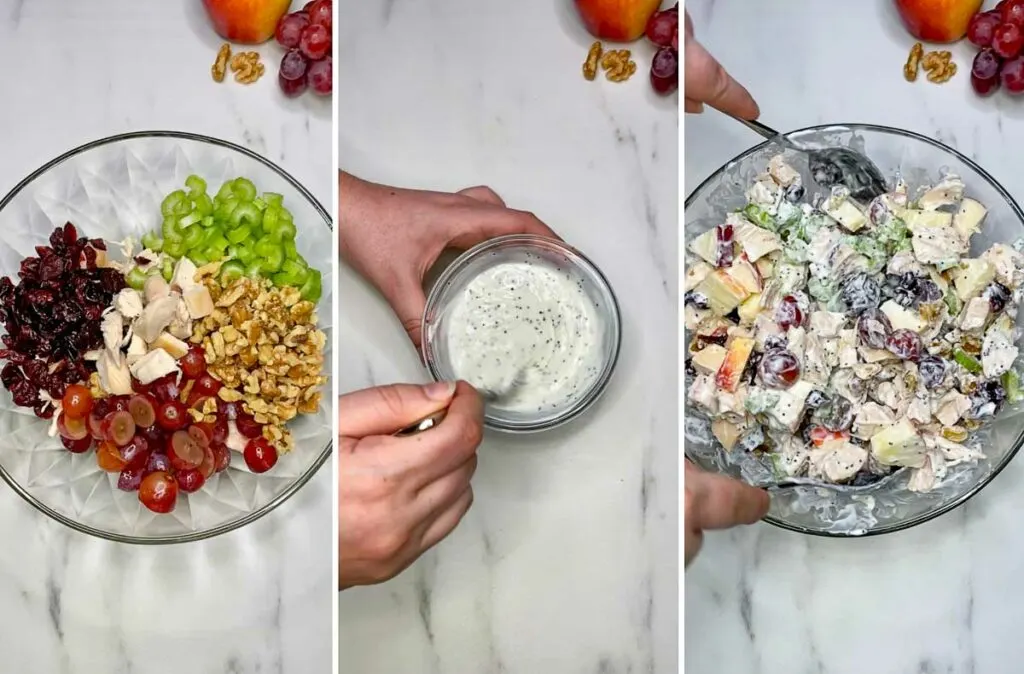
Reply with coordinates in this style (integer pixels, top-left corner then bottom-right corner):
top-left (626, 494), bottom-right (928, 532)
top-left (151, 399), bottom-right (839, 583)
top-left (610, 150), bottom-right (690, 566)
top-left (151, 332), bottom-right (190, 359)
top-left (753, 313), bottom-right (783, 351)
top-left (809, 311), bottom-right (845, 337)
top-left (906, 397), bottom-right (932, 425)
top-left (887, 250), bottom-right (925, 278)
top-left (933, 390), bottom-right (971, 427)
top-left (144, 274), bottom-right (170, 303)
top-left (183, 285), bottom-right (214, 319)
top-left (959, 296), bottom-right (990, 332)
top-left (777, 436), bottom-right (809, 477)
top-left (767, 155), bottom-right (801, 187)
top-left (171, 257), bottom-right (200, 290)
top-left (838, 329), bottom-right (858, 368)
top-left (982, 329), bottom-right (1018, 378)
top-left (802, 333), bottom-right (832, 385)
top-left (809, 441), bottom-right (868, 484)
top-left (918, 175), bottom-right (964, 210)
top-left (718, 384), bottom-right (749, 416)
top-left (746, 173), bottom-right (780, 207)
top-left (169, 300), bottom-right (193, 340)
top-left (101, 309), bottom-right (124, 361)
top-left (859, 346), bottom-right (898, 363)
top-left (684, 304), bottom-right (710, 331)
top-left (854, 401), bottom-right (897, 439)
top-left (931, 434), bottom-right (984, 465)
top-left (129, 349), bottom-right (180, 385)
top-left (685, 261), bottom-right (713, 291)
top-left (907, 455), bottom-right (937, 493)
top-left (807, 227), bottom-right (842, 279)
top-left (982, 243), bottom-right (1024, 290)
top-left (114, 288), bottom-right (144, 319)
top-left (712, 418), bottom-right (742, 451)
top-left (688, 374), bottom-right (718, 415)
top-left (880, 300), bottom-right (926, 333)
top-left (135, 294), bottom-right (180, 343)
top-left (873, 381), bottom-right (901, 410)
top-left (125, 334), bottom-right (147, 365)
top-left (97, 351), bottom-right (133, 396)
top-left (853, 363), bottom-right (883, 380)
top-left (907, 215), bottom-right (965, 266)
top-left (765, 379), bottom-right (814, 432)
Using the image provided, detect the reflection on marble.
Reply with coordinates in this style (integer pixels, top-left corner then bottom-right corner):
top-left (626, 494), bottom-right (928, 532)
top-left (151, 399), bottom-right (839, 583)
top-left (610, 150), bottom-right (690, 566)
top-left (0, 1), bottom-right (332, 672)
top-left (686, 1), bottom-right (1024, 673)
top-left (339, 0), bottom-right (678, 671)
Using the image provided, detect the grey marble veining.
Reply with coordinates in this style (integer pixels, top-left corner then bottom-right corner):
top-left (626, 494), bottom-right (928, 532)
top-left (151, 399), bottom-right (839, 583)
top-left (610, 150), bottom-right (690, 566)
top-left (0, 1), bottom-right (332, 672)
top-left (686, 1), bottom-right (1024, 673)
top-left (338, 0), bottom-right (678, 671)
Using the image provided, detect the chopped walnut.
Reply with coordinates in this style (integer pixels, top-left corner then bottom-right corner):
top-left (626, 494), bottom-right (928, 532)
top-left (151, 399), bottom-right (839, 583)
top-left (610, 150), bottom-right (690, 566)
top-left (600, 49), bottom-right (637, 82)
top-left (229, 51), bottom-right (265, 84)
top-left (922, 50), bottom-right (956, 83)
top-left (193, 277), bottom-right (327, 453)
top-left (904, 42), bottom-right (923, 82)
top-left (582, 41), bottom-right (602, 81)
top-left (212, 43), bottom-right (231, 83)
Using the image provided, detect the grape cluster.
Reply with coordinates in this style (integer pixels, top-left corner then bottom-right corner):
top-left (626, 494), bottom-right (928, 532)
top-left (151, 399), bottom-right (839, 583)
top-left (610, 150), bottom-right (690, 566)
top-left (645, 4), bottom-right (679, 95)
top-left (274, 0), bottom-right (332, 98)
top-left (967, 0), bottom-right (1024, 95)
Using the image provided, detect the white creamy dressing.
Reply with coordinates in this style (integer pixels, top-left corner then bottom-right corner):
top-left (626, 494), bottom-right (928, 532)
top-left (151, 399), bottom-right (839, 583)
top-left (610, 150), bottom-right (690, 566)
top-left (445, 256), bottom-right (603, 414)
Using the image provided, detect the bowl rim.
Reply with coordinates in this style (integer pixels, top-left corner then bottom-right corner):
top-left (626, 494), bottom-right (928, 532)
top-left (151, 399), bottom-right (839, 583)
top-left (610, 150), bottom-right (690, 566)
top-left (684, 121), bottom-right (1024, 538)
top-left (0, 130), bottom-right (334, 545)
top-left (420, 233), bottom-right (622, 433)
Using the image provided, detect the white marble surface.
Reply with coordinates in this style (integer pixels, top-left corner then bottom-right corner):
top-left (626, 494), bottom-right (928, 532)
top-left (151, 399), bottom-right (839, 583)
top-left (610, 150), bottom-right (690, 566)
top-left (685, 1), bottom-right (1024, 673)
top-left (338, 1), bottom-right (678, 671)
top-left (0, 2), bottom-right (332, 672)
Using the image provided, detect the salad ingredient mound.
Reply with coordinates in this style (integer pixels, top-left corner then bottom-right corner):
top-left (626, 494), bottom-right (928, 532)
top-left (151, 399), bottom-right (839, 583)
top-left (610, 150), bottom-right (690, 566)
top-left (0, 174), bottom-right (327, 515)
top-left (685, 155), bottom-right (1024, 492)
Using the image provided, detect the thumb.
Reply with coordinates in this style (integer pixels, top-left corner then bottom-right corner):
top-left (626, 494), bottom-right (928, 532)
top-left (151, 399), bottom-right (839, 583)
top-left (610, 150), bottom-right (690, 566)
top-left (339, 382), bottom-right (456, 438)
top-left (683, 32), bottom-right (759, 120)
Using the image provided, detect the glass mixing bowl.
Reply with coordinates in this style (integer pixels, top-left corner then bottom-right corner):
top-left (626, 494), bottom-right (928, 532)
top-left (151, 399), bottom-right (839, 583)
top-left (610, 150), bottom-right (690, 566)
top-left (421, 234), bottom-right (621, 432)
top-left (0, 131), bottom-right (333, 543)
top-left (685, 123), bottom-right (1024, 537)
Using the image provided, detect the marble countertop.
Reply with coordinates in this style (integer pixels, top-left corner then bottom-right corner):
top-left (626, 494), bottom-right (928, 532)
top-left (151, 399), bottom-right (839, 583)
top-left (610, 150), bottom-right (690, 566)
top-left (338, 1), bottom-right (678, 671)
top-left (686, 1), bottom-right (1024, 673)
top-left (0, 2), bottom-right (332, 672)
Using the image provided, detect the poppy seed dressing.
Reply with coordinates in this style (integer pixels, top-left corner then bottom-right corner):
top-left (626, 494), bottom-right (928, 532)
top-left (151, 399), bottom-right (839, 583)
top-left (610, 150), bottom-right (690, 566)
top-left (445, 257), bottom-right (603, 414)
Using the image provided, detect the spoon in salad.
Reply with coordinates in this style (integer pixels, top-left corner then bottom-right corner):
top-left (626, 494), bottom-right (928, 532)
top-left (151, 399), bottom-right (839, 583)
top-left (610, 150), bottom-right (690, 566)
top-left (478, 368), bottom-right (527, 404)
top-left (730, 116), bottom-right (889, 203)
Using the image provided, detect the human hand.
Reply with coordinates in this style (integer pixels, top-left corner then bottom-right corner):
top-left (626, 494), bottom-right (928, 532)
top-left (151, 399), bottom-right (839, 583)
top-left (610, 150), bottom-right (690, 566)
top-left (684, 461), bottom-right (769, 566)
top-left (339, 381), bottom-right (483, 589)
top-left (683, 11), bottom-right (759, 119)
top-left (339, 172), bottom-right (558, 347)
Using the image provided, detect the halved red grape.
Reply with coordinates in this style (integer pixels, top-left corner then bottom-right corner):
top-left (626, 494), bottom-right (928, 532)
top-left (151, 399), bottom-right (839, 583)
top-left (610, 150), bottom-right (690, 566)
top-left (308, 0), bottom-right (331, 29)
top-left (58, 412), bottom-right (89, 441)
top-left (1002, 56), bottom-right (1024, 93)
top-left (235, 413), bottom-right (263, 439)
top-left (150, 374), bottom-right (181, 403)
top-left (212, 443), bottom-right (231, 473)
top-left (168, 430), bottom-right (204, 470)
top-left (198, 445), bottom-right (216, 479)
top-left (129, 394), bottom-right (156, 428)
top-left (118, 466), bottom-right (144, 492)
top-left (758, 349), bottom-right (800, 389)
top-left (244, 437), bottom-right (279, 473)
top-left (105, 410), bottom-right (136, 447)
top-left (715, 223), bottom-right (734, 268)
top-left (645, 9), bottom-right (678, 47)
top-left (299, 24), bottom-right (330, 60)
top-left (188, 424), bottom-right (211, 448)
top-left (156, 400), bottom-right (188, 431)
top-left (856, 308), bottom-right (892, 350)
top-left (96, 441), bottom-right (127, 472)
top-left (650, 46), bottom-right (678, 95)
top-left (145, 452), bottom-right (171, 475)
top-left (308, 57), bottom-right (332, 96)
top-left (176, 468), bottom-right (206, 494)
top-left (968, 11), bottom-right (1002, 46)
top-left (774, 295), bottom-right (804, 331)
top-left (918, 356), bottom-right (947, 390)
top-left (993, 22), bottom-right (1024, 59)
top-left (212, 418), bottom-right (228, 445)
top-left (275, 11), bottom-right (310, 48)
top-left (120, 435), bottom-right (150, 469)
top-left (885, 329), bottom-right (922, 361)
top-left (61, 435), bottom-right (92, 454)
top-left (180, 346), bottom-right (207, 379)
top-left (139, 472), bottom-right (178, 513)
top-left (87, 413), bottom-right (105, 440)
top-left (194, 374), bottom-right (222, 397)
top-left (109, 396), bottom-right (131, 414)
top-left (62, 384), bottom-right (92, 419)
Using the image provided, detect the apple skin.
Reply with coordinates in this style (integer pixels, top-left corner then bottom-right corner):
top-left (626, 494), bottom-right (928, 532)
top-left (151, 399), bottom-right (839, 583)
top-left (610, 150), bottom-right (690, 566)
top-left (894, 0), bottom-right (984, 43)
top-left (573, 0), bottom-right (662, 42)
top-left (202, 0), bottom-right (293, 45)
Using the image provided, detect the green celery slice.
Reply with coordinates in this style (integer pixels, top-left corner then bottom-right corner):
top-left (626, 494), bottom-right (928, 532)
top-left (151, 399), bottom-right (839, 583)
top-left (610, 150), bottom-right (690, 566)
top-left (954, 348), bottom-right (983, 374)
top-left (161, 190), bottom-right (186, 218)
top-left (185, 175), bottom-right (207, 198)
top-left (299, 268), bottom-right (322, 303)
top-left (263, 192), bottom-right (283, 207)
top-left (219, 260), bottom-right (246, 284)
top-left (141, 231), bottom-right (163, 252)
top-left (182, 226), bottom-right (205, 250)
top-left (232, 178), bottom-right (258, 202)
top-left (195, 193), bottom-right (214, 216)
top-left (231, 202), bottom-right (262, 229)
top-left (126, 266), bottom-right (148, 290)
top-left (227, 224), bottom-right (253, 244)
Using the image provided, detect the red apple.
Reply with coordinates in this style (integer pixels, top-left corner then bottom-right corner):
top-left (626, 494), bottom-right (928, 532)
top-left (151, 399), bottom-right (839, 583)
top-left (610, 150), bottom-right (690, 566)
top-left (894, 0), bottom-right (984, 43)
top-left (573, 0), bottom-right (662, 42)
top-left (202, 0), bottom-right (292, 45)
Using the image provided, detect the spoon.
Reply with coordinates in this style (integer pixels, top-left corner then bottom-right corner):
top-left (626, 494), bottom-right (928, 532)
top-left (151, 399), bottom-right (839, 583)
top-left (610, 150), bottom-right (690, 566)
top-left (478, 369), bottom-right (527, 403)
top-left (394, 409), bottom-right (447, 437)
top-left (750, 467), bottom-right (909, 492)
top-left (731, 117), bottom-right (889, 203)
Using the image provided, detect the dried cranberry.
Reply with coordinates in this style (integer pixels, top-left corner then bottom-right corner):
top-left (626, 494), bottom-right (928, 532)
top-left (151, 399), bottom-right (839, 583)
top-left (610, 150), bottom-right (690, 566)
top-left (886, 329), bottom-right (922, 361)
top-left (715, 223), bottom-right (734, 268)
top-left (918, 356), bottom-right (947, 390)
top-left (857, 308), bottom-right (892, 350)
top-left (774, 295), bottom-right (804, 331)
top-left (10, 379), bottom-right (38, 408)
top-left (34, 401), bottom-right (54, 419)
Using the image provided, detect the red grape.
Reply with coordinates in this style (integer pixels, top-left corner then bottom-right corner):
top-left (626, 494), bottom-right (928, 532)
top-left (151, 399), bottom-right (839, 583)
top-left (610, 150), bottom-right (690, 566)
top-left (156, 400), bottom-right (188, 431)
top-left (96, 441), bottom-right (127, 472)
top-left (279, 50), bottom-right (309, 97)
top-left (194, 374), bottom-right (222, 397)
top-left (212, 418), bottom-right (228, 445)
top-left (61, 435), bottom-right (92, 454)
top-left (198, 445), bottom-right (217, 479)
top-left (774, 295), bottom-right (804, 331)
top-left (758, 349), bottom-right (801, 389)
top-left (180, 346), bottom-right (207, 379)
top-left (968, 11), bottom-right (1002, 46)
top-left (1003, 0), bottom-right (1024, 26)
top-left (650, 46), bottom-right (678, 95)
top-left (993, 22), bottom-right (1024, 58)
top-left (1002, 55), bottom-right (1024, 92)
top-left (299, 24), bottom-right (330, 61)
top-left (218, 399), bottom-right (241, 420)
top-left (645, 9), bottom-right (678, 47)
top-left (118, 466), bottom-right (144, 492)
top-left (857, 308), bottom-right (893, 349)
top-left (58, 412), bottom-right (89, 441)
top-left (145, 452), bottom-right (171, 475)
top-left (150, 374), bottom-right (180, 403)
top-left (87, 413), bottom-right (105, 440)
top-left (105, 410), bottom-right (136, 447)
top-left (120, 435), bottom-right (150, 469)
top-left (188, 424), bottom-right (211, 448)
top-left (139, 472), bottom-right (178, 513)
top-left (308, 57), bottom-right (332, 96)
top-left (168, 430), bottom-right (204, 471)
top-left (275, 12), bottom-right (310, 49)
top-left (972, 48), bottom-right (1003, 95)
top-left (62, 384), bottom-right (92, 419)
top-left (128, 394), bottom-right (156, 428)
top-left (308, 0), bottom-right (332, 30)
top-left (212, 443), bottom-right (231, 473)
top-left (244, 437), bottom-right (279, 473)
top-left (236, 413), bottom-right (263, 439)
top-left (885, 329), bottom-right (922, 361)
top-left (176, 468), bottom-right (206, 494)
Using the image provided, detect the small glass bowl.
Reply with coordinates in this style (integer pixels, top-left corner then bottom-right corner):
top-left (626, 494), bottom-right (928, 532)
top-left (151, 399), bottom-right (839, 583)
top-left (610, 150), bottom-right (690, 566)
top-left (421, 235), bottom-right (621, 432)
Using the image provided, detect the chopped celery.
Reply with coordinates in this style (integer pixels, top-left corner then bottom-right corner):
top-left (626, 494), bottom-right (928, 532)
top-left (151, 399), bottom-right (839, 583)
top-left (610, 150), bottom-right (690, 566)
top-left (245, 260), bottom-right (264, 278)
top-left (263, 207), bottom-right (280, 231)
top-left (227, 224), bottom-right (252, 244)
top-left (263, 192), bottom-right (283, 207)
top-left (253, 197), bottom-right (267, 212)
top-left (141, 231), bottom-right (163, 252)
top-left (182, 226), bottom-right (205, 250)
top-left (1004, 371), bottom-right (1024, 403)
top-left (126, 266), bottom-right (148, 290)
top-left (202, 246), bottom-right (223, 262)
top-left (236, 245), bottom-right (256, 265)
top-left (178, 211), bottom-right (202, 228)
top-left (214, 198), bottom-right (239, 222)
top-left (278, 207), bottom-right (293, 224)
top-left (299, 268), bottom-right (322, 303)
top-left (953, 348), bottom-right (983, 374)
top-left (231, 202), bottom-right (262, 228)
top-left (160, 258), bottom-right (174, 281)
top-left (185, 175), bottom-right (207, 198)
top-left (232, 178), bottom-right (258, 202)
top-left (270, 220), bottom-right (297, 242)
top-left (162, 217), bottom-right (183, 242)
top-left (164, 241), bottom-right (185, 258)
top-left (215, 181), bottom-right (235, 201)
top-left (201, 215), bottom-right (215, 228)
top-left (191, 251), bottom-right (211, 266)
top-left (195, 193), bottom-right (214, 216)
top-left (284, 240), bottom-right (298, 260)
top-left (255, 237), bottom-right (285, 272)
top-left (161, 190), bottom-right (186, 218)
top-left (219, 260), bottom-right (246, 285)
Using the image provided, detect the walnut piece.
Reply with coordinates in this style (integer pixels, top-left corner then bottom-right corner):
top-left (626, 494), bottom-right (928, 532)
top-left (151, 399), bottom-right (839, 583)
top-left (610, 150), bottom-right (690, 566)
top-left (582, 41), bottom-right (602, 81)
top-left (922, 50), bottom-right (956, 84)
top-left (600, 48), bottom-right (637, 83)
top-left (212, 43), bottom-right (231, 83)
top-left (229, 51), bottom-right (265, 85)
top-left (903, 42), bottom-right (923, 82)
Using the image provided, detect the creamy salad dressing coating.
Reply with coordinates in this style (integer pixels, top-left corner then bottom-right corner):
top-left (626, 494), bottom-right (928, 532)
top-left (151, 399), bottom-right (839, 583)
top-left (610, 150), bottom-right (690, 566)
top-left (444, 255), bottom-right (603, 414)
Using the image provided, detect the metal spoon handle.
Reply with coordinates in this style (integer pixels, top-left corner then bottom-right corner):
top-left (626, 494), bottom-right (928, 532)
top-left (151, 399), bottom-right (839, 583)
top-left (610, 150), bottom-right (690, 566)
top-left (732, 116), bottom-right (802, 151)
top-left (393, 409), bottom-right (447, 437)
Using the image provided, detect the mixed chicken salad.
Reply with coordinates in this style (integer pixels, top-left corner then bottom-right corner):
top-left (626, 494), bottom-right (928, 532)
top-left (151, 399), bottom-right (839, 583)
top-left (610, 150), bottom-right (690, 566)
top-left (685, 155), bottom-right (1024, 492)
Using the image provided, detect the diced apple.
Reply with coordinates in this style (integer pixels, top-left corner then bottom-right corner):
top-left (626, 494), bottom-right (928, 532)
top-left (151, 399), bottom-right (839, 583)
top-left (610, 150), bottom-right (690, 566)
top-left (715, 337), bottom-right (755, 392)
top-left (711, 419), bottom-right (742, 451)
top-left (880, 300), bottom-right (926, 333)
top-left (688, 228), bottom-right (720, 266)
top-left (953, 258), bottom-right (996, 301)
top-left (904, 209), bottom-right (954, 231)
top-left (825, 199), bottom-right (867, 233)
top-left (953, 198), bottom-right (987, 242)
top-left (684, 260), bottom-right (713, 291)
top-left (755, 255), bottom-right (775, 279)
top-left (917, 178), bottom-right (964, 211)
top-left (691, 344), bottom-right (727, 374)
top-left (695, 270), bottom-right (750, 316)
top-left (738, 293), bottom-right (763, 324)
top-left (727, 253), bottom-right (762, 294)
top-left (735, 223), bottom-right (782, 261)
top-left (870, 418), bottom-right (926, 468)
